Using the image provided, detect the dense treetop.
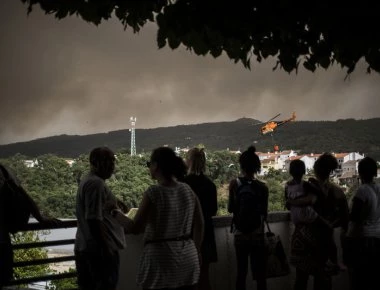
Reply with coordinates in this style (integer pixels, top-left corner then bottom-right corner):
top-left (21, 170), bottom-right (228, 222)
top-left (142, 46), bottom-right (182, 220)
top-left (21, 0), bottom-right (380, 74)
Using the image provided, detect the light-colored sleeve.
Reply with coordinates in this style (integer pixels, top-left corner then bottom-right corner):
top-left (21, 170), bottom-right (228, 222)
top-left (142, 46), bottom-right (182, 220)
top-left (83, 179), bottom-right (105, 221)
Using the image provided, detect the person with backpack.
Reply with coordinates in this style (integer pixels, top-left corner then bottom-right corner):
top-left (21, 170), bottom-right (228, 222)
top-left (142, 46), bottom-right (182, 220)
top-left (0, 163), bottom-right (60, 288)
top-left (228, 146), bottom-right (269, 290)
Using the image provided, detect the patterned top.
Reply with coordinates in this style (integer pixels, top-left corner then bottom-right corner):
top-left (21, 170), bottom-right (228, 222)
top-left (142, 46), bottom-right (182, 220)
top-left (137, 182), bottom-right (200, 289)
top-left (285, 180), bottom-right (318, 224)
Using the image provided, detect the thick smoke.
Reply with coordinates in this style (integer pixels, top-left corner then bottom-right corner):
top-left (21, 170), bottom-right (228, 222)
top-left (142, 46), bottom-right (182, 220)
top-left (0, 0), bottom-right (379, 144)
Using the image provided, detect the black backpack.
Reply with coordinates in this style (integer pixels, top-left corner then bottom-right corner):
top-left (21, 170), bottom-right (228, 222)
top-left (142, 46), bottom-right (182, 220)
top-left (232, 177), bottom-right (265, 233)
top-left (0, 165), bottom-right (31, 234)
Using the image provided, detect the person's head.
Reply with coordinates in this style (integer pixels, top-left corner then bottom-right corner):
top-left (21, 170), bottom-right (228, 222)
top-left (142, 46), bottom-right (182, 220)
top-left (186, 147), bottom-right (206, 175)
top-left (148, 147), bottom-right (187, 182)
top-left (313, 153), bottom-right (338, 181)
top-left (89, 147), bottom-right (115, 179)
top-left (239, 146), bottom-right (261, 176)
top-left (358, 157), bottom-right (377, 183)
top-left (289, 159), bottom-right (306, 180)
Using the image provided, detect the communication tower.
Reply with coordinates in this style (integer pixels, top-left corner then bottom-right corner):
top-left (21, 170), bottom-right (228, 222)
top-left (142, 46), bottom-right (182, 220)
top-left (130, 116), bottom-right (137, 156)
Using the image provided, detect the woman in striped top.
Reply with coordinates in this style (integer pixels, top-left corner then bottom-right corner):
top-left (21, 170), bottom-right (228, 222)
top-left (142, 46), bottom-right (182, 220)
top-left (112, 147), bottom-right (204, 290)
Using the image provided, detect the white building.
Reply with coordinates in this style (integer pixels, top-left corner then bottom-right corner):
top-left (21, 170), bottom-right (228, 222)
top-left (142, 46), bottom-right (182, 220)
top-left (24, 160), bottom-right (38, 168)
top-left (284, 154), bottom-right (320, 173)
top-left (278, 150), bottom-right (298, 162)
top-left (65, 159), bottom-right (75, 167)
top-left (342, 160), bottom-right (358, 174)
top-left (333, 152), bottom-right (364, 176)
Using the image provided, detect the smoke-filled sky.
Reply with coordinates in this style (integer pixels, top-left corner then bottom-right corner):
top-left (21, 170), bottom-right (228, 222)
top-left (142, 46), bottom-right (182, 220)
top-left (1, 0), bottom-right (380, 145)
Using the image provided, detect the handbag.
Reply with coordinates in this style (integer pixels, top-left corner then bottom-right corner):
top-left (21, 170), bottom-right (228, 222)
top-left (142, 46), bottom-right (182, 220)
top-left (253, 221), bottom-right (290, 279)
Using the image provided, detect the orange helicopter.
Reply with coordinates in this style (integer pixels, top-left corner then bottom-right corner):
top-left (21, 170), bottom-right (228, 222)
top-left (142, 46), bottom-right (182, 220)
top-left (255, 112), bottom-right (296, 135)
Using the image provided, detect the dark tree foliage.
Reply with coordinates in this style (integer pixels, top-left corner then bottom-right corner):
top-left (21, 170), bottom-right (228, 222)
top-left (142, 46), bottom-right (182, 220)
top-left (21, 0), bottom-right (380, 74)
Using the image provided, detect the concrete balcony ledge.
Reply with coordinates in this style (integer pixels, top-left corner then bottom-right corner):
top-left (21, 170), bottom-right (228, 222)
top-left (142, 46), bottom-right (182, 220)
top-left (118, 212), bottom-right (350, 290)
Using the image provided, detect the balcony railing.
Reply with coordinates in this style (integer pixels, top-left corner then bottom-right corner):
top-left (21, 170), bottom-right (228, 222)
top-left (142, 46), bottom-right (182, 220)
top-left (7, 220), bottom-right (77, 288)
top-left (7, 213), bottom-right (350, 290)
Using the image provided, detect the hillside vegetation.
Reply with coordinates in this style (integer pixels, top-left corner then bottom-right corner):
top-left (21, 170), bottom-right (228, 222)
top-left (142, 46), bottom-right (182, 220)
top-left (1, 118), bottom-right (379, 159)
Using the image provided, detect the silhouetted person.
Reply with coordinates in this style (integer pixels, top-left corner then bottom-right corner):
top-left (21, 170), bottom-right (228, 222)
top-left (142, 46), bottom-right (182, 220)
top-left (0, 163), bottom-right (60, 289)
top-left (184, 148), bottom-right (218, 290)
top-left (112, 147), bottom-right (204, 290)
top-left (74, 147), bottom-right (126, 290)
top-left (285, 160), bottom-right (340, 277)
top-left (228, 146), bottom-right (269, 290)
top-left (344, 157), bottom-right (380, 290)
top-left (290, 153), bottom-right (349, 290)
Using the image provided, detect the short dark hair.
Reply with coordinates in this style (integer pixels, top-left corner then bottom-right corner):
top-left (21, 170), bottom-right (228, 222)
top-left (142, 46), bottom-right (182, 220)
top-left (239, 146), bottom-right (261, 175)
top-left (89, 147), bottom-right (115, 170)
top-left (151, 147), bottom-right (187, 181)
top-left (358, 157), bottom-right (377, 182)
top-left (289, 159), bottom-right (306, 179)
top-left (314, 153), bottom-right (338, 180)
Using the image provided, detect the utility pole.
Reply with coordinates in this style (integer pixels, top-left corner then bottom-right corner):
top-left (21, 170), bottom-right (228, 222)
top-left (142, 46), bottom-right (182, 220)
top-left (130, 116), bottom-right (137, 156)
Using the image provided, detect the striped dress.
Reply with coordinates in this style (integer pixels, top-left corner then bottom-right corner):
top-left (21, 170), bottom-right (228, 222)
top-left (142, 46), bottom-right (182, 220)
top-left (137, 182), bottom-right (200, 289)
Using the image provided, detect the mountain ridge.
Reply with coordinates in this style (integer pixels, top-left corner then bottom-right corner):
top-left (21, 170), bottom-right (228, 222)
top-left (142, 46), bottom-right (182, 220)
top-left (1, 118), bottom-right (379, 159)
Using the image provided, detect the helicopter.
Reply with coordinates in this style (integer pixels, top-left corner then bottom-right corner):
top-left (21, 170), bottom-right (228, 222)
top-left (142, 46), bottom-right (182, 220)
top-left (255, 112), bottom-right (296, 135)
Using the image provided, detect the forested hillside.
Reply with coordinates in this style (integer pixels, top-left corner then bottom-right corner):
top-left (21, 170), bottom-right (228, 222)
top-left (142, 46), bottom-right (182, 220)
top-left (0, 150), bottom-right (290, 218)
top-left (1, 118), bottom-right (380, 159)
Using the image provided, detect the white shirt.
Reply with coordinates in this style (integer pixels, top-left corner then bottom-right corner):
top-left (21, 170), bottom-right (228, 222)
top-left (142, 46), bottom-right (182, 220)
top-left (347, 183), bottom-right (380, 238)
top-left (75, 173), bottom-right (125, 252)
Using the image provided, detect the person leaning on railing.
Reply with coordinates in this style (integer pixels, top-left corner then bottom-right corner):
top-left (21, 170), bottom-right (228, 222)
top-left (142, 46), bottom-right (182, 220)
top-left (74, 147), bottom-right (127, 290)
top-left (0, 163), bottom-right (61, 288)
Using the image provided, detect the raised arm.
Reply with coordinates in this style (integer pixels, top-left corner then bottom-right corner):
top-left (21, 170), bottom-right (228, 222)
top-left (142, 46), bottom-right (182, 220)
top-left (286, 181), bottom-right (318, 207)
top-left (113, 191), bottom-right (151, 234)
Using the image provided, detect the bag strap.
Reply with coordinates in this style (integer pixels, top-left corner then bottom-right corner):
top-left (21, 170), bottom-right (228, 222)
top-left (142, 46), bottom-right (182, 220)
top-left (264, 219), bottom-right (272, 233)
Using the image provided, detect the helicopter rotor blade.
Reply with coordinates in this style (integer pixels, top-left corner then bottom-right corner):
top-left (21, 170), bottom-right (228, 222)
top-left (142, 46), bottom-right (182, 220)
top-left (252, 122), bottom-right (266, 126)
top-left (266, 113), bottom-right (281, 122)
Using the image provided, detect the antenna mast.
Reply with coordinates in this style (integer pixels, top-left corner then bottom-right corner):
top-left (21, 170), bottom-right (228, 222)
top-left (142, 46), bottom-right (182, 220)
top-left (130, 116), bottom-right (137, 156)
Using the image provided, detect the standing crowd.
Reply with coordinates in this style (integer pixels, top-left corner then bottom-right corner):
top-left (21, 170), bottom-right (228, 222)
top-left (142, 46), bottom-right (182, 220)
top-left (1, 145), bottom-right (379, 290)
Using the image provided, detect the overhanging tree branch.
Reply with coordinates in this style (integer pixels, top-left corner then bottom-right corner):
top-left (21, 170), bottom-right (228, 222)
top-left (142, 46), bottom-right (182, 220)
top-left (21, 0), bottom-right (380, 74)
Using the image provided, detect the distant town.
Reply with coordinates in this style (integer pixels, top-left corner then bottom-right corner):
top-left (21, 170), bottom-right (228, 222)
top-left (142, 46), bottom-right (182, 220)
top-left (22, 148), bottom-right (379, 190)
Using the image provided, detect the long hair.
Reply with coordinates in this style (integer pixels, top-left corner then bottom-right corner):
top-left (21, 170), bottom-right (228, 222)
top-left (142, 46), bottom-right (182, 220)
top-left (239, 146), bottom-right (261, 175)
top-left (187, 147), bottom-right (206, 175)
